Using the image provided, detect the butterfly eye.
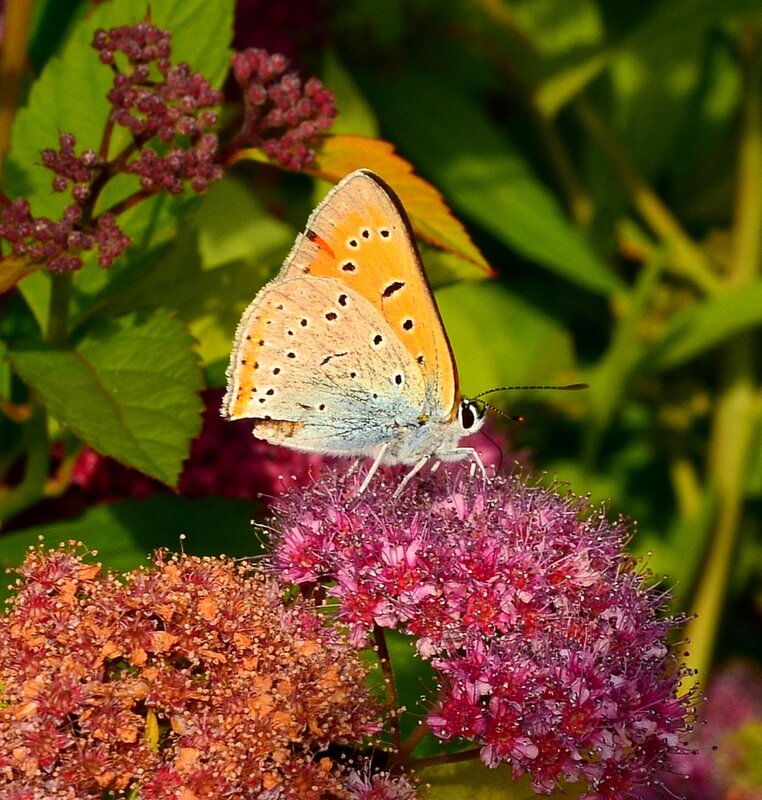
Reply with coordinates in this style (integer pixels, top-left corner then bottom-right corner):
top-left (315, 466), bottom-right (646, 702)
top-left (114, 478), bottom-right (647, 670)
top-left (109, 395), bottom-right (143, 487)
top-left (459, 400), bottom-right (485, 431)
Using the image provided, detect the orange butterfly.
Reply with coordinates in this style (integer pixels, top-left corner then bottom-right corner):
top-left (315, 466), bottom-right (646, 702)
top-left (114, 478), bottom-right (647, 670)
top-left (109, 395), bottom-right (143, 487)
top-left (222, 169), bottom-right (486, 494)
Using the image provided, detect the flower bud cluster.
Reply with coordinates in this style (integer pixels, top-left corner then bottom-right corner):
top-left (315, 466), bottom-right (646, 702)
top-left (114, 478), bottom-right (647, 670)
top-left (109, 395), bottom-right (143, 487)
top-left (0, 197), bottom-right (129, 271)
top-left (232, 47), bottom-right (337, 170)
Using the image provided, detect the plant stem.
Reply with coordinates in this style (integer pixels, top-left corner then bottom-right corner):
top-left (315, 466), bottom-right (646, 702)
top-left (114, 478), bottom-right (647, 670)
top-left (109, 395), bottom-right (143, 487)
top-left (682, 30), bottom-right (762, 691)
top-left (373, 626), bottom-right (402, 753)
top-left (409, 746), bottom-right (482, 770)
top-left (581, 252), bottom-right (664, 470)
top-left (46, 272), bottom-right (73, 345)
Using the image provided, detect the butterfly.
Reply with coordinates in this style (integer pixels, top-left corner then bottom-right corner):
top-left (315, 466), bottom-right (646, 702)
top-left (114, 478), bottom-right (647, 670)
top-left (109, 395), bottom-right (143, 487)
top-left (221, 169), bottom-right (487, 496)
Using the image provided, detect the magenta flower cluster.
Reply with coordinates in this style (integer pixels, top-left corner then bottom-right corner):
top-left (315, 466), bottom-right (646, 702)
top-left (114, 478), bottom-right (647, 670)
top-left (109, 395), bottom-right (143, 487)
top-left (0, 17), bottom-right (337, 277)
top-left (273, 469), bottom-right (694, 798)
top-left (648, 660), bottom-right (762, 799)
top-left (0, 21), bottom-right (223, 274)
top-left (232, 47), bottom-right (337, 170)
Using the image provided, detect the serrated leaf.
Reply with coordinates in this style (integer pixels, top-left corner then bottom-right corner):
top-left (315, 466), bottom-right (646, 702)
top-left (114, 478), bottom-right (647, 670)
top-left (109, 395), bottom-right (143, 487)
top-left (235, 134), bottom-right (493, 278)
top-left (5, 0), bottom-right (234, 214)
top-left (643, 281), bottom-right (762, 372)
top-left (358, 68), bottom-right (621, 295)
top-left (8, 309), bottom-right (203, 486)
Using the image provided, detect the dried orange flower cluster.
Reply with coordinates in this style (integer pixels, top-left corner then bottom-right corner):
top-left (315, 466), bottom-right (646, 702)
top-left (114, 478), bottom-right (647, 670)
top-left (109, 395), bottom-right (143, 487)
top-left (0, 546), bottom-right (390, 799)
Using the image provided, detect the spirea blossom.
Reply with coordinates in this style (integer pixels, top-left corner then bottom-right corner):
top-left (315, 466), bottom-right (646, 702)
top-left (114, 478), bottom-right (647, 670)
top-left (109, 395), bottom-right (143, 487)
top-left (0, 546), bottom-right (405, 799)
top-left (93, 22), bottom-right (224, 194)
top-left (272, 468), bottom-right (695, 799)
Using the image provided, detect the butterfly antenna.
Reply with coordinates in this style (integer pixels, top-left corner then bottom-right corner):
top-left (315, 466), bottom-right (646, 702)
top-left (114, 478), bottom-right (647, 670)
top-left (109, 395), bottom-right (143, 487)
top-left (473, 383), bottom-right (588, 401)
top-left (477, 399), bottom-right (524, 423)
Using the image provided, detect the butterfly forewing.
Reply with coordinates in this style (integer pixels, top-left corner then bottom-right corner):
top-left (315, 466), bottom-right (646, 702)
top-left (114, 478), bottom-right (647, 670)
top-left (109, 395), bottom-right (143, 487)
top-left (280, 170), bottom-right (458, 418)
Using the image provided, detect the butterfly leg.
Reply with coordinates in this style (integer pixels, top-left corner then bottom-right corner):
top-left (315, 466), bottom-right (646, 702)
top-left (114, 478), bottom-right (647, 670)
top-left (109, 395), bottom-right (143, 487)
top-left (357, 443), bottom-right (390, 495)
top-left (451, 447), bottom-right (488, 481)
top-left (393, 457), bottom-right (430, 498)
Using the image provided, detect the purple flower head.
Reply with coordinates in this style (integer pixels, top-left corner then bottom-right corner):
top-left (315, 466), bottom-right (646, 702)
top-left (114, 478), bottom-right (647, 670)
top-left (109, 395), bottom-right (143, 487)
top-left (272, 467), bottom-right (696, 798)
top-left (0, 194), bottom-right (129, 273)
top-left (92, 23), bottom-right (224, 196)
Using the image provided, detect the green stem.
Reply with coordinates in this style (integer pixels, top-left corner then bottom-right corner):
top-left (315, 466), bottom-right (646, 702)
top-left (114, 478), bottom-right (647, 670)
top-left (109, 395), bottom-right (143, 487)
top-left (46, 271), bottom-right (73, 345)
top-left (682, 30), bottom-right (762, 692)
top-left (409, 746), bottom-right (482, 771)
top-left (0, 407), bottom-right (50, 527)
top-left (373, 626), bottom-right (402, 754)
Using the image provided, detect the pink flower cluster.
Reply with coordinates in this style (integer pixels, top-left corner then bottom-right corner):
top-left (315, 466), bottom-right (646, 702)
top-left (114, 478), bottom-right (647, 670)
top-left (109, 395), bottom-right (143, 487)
top-left (232, 47), bottom-right (337, 170)
top-left (273, 469), bottom-right (695, 798)
top-left (0, 546), bottom-right (418, 799)
top-left (41, 132), bottom-right (100, 200)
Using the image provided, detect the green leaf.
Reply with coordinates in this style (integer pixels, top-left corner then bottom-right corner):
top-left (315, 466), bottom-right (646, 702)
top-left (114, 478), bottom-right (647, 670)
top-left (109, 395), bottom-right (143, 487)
top-left (643, 281), bottom-right (762, 371)
top-left (5, 0), bottom-right (234, 214)
top-left (0, 495), bottom-right (264, 601)
top-left (322, 48), bottom-right (380, 138)
top-left (509, 0), bottom-right (604, 57)
top-left (359, 68), bottom-right (621, 295)
top-left (585, 254), bottom-right (664, 441)
top-left (436, 280), bottom-right (578, 398)
top-left (8, 308), bottom-right (203, 486)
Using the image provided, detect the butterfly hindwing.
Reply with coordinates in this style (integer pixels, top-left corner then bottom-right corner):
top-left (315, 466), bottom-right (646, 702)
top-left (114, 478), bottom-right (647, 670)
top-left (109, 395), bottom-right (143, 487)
top-left (280, 170), bottom-right (458, 419)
